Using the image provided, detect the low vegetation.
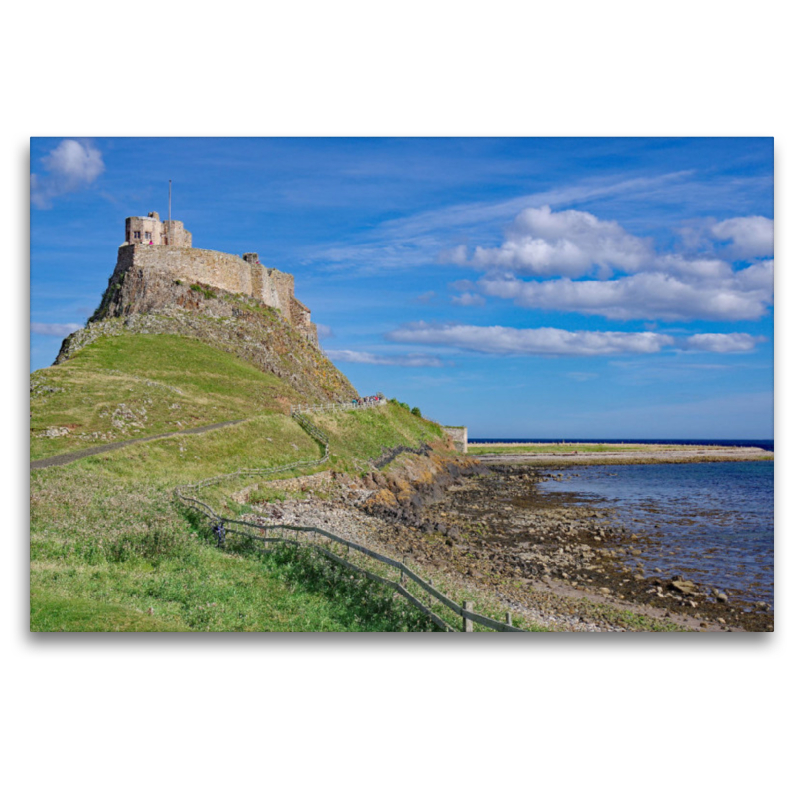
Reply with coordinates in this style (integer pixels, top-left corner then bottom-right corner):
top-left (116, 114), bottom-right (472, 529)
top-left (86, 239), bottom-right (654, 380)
top-left (30, 339), bottom-right (450, 631)
top-left (30, 334), bottom-right (303, 459)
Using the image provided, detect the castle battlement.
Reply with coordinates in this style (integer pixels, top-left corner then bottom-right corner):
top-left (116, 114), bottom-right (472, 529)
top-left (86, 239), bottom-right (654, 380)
top-left (125, 211), bottom-right (192, 247)
top-left (107, 213), bottom-right (317, 346)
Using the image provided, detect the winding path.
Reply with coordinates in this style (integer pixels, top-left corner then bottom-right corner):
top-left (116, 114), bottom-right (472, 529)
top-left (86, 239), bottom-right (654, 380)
top-left (30, 419), bottom-right (246, 471)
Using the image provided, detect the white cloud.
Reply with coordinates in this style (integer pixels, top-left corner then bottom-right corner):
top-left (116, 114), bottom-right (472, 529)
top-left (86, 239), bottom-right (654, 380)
top-left (451, 292), bottom-right (485, 307)
top-left (735, 259), bottom-right (774, 291)
top-left (479, 269), bottom-right (773, 321)
top-left (466, 205), bottom-right (651, 277)
top-left (315, 323), bottom-right (334, 339)
top-left (388, 322), bottom-right (674, 356)
top-left (387, 322), bottom-right (765, 357)
top-left (711, 215), bottom-right (773, 259)
top-left (325, 349), bottom-right (444, 367)
top-left (649, 254), bottom-right (732, 280)
top-left (444, 206), bottom-right (774, 322)
top-left (311, 171), bottom-right (697, 274)
top-left (31, 139), bottom-right (105, 209)
top-left (682, 333), bottom-right (766, 353)
top-left (31, 322), bottom-right (82, 336)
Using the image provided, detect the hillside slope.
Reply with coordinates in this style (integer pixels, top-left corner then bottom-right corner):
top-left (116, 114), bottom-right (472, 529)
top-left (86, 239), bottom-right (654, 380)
top-left (56, 279), bottom-right (356, 404)
top-left (30, 389), bottom-right (448, 631)
top-left (30, 254), bottom-right (456, 631)
top-left (31, 333), bottom-right (308, 459)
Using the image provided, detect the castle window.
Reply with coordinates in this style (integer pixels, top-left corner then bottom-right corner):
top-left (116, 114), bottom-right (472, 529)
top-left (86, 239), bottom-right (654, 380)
top-left (134, 231), bottom-right (141, 240)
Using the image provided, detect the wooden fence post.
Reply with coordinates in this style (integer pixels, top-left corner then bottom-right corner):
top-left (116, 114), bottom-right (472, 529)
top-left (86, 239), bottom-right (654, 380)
top-left (463, 600), bottom-right (474, 632)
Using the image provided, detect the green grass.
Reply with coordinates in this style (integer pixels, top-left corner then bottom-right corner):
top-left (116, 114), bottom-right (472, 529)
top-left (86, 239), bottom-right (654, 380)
top-left (307, 402), bottom-right (444, 471)
top-left (31, 590), bottom-right (189, 632)
top-left (30, 463), bottom-right (440, 632)
top-left (31, 331), bottom-right (585, 632)
top-left (30, 361), bottom-right (454, 631)
top-left (30, 333), bottom-right (303, 459)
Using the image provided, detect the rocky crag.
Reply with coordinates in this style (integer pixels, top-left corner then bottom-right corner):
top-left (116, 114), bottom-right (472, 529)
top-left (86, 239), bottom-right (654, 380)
top-left (54, 217), bottom-right (358, 404)
top-left (57, 283), bottom-right (356, 404)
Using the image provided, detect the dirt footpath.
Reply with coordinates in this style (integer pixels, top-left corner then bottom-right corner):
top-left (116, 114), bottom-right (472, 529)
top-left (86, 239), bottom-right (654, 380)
top-left (30, 419), bottom-right (245, 471)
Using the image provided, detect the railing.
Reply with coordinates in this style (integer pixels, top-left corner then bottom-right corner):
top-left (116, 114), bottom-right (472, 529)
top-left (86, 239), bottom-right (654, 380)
top-left (173, 409), bottom-right (523, 632)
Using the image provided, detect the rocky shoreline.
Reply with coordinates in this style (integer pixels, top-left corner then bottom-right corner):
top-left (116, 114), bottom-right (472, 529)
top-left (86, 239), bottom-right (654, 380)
top-left (241, 450), bottom-right (773, 632)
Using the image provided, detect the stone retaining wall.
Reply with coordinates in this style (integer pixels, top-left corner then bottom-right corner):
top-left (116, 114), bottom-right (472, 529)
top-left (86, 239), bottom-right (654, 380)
top-left (442, 426), bottom-right (468, 453)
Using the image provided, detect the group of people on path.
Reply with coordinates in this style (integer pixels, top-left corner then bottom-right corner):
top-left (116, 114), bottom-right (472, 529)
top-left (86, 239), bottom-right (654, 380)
top-left (351, 394), bottom-right (384, 408)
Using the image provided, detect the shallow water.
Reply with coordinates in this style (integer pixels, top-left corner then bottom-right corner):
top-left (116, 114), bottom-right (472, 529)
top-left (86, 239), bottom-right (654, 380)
top-left (537, 461), bottom-right (774, 606)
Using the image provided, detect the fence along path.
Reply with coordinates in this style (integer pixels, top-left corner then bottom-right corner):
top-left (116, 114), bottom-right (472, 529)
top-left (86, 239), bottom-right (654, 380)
top-left (174, 409), bottom-right (523, 633)
top-left (290, 396), bottom-right (386, 415)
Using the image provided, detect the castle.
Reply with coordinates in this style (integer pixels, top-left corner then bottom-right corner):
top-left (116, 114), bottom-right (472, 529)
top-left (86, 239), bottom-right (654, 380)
top-left (124, 211), bottom-right (192, 247)
top-left (113, 212), bottom-right (317, 345)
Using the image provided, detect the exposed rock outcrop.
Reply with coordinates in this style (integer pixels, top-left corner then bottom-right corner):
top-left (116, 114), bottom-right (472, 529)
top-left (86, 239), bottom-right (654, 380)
top-left (57, 282), bottom-right (357, 404)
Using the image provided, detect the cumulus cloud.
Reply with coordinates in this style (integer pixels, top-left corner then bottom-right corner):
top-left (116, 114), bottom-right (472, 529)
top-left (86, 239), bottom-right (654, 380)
top-left (444, 205), bottom-right (774, 322)
top-left (387, 322), bottom-right (764, 357)
top-left (711, 216), bottom-right (774, 259)
top-left (31, 139), bottom-right (105, 209)
top-left (733, 259), bottom-right (774, 291)
top-left (682, 333), bottom-right (766, 353)
top-left (31, 322), bottom-right (82, 336)
top-left (325, 349), bottom-right (444, 367)
top-left (453, 205), bottom-right (651, 277)
top-left (315, 323), bottom-right (334, 339)
top-left (451, 292), bottom-right (485, 307)
top-left (479, 269), bottom-right (773, 322)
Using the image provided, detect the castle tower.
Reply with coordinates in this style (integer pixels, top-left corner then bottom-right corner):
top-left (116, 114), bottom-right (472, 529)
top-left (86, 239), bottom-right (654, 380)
top-left (124, 211), bottom-right (192, 247)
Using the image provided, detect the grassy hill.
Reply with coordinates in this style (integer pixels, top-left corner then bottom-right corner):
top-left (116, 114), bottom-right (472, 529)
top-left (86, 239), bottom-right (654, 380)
top-left (31, 333), bottom-right (306, 459)
top-left (30, 331), bottom-right (448, 631)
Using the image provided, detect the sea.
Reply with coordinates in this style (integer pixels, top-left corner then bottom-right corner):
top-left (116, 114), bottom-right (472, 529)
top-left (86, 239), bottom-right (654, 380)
top-left (473, 440), bottom-right (774, 607)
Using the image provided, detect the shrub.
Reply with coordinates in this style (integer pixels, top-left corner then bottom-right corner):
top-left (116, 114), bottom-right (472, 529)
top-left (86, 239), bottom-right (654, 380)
top-left (190, 283), bottom-right (217, 300)
top-left (411, 407), bottom-right (421, 417)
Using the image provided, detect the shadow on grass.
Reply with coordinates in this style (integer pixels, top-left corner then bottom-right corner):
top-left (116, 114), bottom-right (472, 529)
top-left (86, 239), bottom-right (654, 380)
top-left (191, 511), bottom-right (440, 633)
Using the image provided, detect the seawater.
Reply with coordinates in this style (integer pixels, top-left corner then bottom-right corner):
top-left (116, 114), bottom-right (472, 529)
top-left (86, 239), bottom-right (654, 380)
top-left (537, 461), bottom-right (774, 606)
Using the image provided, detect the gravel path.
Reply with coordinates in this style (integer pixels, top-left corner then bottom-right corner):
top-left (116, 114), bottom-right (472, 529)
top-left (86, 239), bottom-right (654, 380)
top-left (30, 419), bottom-right (246, 471)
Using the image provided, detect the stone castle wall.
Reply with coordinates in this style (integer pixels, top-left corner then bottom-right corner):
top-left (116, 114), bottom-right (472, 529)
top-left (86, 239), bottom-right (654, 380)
top-left (123, 245), bottom-right (256, 295)
top-left (116, 244), bottom-right (318, 344)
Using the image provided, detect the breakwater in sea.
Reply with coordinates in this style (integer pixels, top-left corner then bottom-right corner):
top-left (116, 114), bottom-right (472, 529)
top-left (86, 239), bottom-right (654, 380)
top-left (472, 438), bottom-right (775, 452)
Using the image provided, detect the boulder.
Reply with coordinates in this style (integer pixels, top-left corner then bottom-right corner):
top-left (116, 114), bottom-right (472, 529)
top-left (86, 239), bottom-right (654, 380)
top-left (669, 579), bottom-right (698, 596)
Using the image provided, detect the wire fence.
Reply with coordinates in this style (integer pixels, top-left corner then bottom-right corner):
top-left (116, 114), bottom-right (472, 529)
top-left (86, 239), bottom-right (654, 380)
top-left (173, 409), bottom-right (523, 632)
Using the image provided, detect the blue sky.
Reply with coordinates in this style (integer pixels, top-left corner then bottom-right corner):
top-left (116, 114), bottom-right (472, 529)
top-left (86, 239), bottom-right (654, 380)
top-left (30, 137), bottom-right (773, 439)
